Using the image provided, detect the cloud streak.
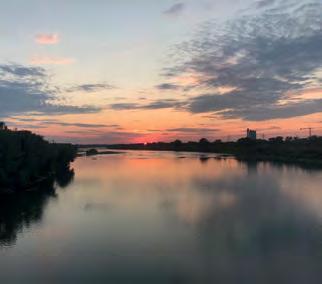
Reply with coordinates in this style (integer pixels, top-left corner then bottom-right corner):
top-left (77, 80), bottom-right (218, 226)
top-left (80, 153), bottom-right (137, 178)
top-left (253, 0), bottom-right (276, 9)
top-left (62, 131), bottom-right (147, 144)
top-left (35, 33), bottom-right (60, 45)
top-left (167, 127), bottom-right (219, 133)
top-left (30, 56), bottom-right (75, 65)
top-left (109, 99), bottom-right (183, 111)
top-left (67, 83), bottom-right (116, 93)
top-left (155, 83), bottom-right (179, 90)
top-left (41, 121), bottom-right (116, 128)
top-left (163, 3), bottom-right (185, 16)
top-left (0, 64), bottom-right (45, 78)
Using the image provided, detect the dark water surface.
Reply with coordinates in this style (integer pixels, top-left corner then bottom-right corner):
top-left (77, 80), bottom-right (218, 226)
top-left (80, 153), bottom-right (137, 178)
top-left (1, 151), bottom-right (322, 283)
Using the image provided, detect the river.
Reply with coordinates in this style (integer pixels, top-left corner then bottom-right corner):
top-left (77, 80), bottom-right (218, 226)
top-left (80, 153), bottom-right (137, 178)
top-left (1, 151), bottom-right (322, 283)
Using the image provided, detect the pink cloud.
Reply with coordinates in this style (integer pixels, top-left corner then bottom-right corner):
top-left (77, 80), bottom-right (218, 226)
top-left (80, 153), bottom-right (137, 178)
top-left (35, 33), bottom-right (60, 45)
top-left (30, 55), bottom-right (75, 65)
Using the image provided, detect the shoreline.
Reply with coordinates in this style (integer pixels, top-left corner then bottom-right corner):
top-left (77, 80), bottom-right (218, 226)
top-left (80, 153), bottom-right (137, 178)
top-left (79, 146), bottom-right (322, 169)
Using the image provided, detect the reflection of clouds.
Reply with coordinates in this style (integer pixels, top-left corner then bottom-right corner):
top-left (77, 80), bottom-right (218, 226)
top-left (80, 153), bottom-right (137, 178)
top-left (74, 178), bottom-right (103, 187)
top-left (3, 152), bottom-right (321, 282)
top-left (176, 191), bottom-right (237, 225)
top-left (68, 153), bottom-right (322, 281)
top-left (75, 153), bottom-right (322, 232)
top-left (74, 153), bottom-right (245, 194)
top-left (278, 169), bottom-right (322, 221)
top-left (83, 202), bottom-right (112, 212)
top-left (152, 157), bottom-right (322, 281)
top-left (73, 153), bottom-right (245, 228)
top-left (192, 162), bottom-right (322, 282)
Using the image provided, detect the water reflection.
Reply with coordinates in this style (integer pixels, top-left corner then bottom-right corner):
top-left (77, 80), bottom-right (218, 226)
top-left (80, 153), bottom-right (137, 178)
top-left (0, 166), bottom-right (74, 247)
top-left (180, 161), bottom-right (322, 283)
top-left (199, 156), bottom-right (210, 164)
top-left (1, 152), bottom-right (322, 283)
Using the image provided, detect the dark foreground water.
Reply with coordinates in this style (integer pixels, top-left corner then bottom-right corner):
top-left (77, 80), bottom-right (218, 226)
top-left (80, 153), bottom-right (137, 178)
top-left (1, 151), bottom-right (322, 283)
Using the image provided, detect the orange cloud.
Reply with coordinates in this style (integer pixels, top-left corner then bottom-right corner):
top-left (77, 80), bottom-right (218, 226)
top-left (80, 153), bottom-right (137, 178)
top-left (30, 55), bottom-right (75, 65)
top-left (35, 33), bottom-right (60, 45)
top-left (292, 88), bottom-right (322, 100)
top-left (173, 72), bottom-right (203, 86)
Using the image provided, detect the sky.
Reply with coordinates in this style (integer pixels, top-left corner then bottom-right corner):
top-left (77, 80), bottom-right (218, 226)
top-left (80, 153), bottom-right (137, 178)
top-left (0, 0), bottom-right (321, 144)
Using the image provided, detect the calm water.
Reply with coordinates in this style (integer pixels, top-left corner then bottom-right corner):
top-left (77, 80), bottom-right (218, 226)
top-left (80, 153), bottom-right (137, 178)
top-left (1, 151), bottom-right (322, 283)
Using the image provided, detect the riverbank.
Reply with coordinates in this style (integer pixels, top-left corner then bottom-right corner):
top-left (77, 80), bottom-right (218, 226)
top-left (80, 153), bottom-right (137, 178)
top-left (0, 126), bottom-right (77, 194)
top-left (103, 136), bottom-right (322, 167)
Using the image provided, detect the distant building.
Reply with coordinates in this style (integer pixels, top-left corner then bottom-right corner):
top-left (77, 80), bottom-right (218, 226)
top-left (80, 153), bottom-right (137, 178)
top-left (247, 128), bottom-right (257, 140)
top-left (0, 122), bottom-right (7, 131)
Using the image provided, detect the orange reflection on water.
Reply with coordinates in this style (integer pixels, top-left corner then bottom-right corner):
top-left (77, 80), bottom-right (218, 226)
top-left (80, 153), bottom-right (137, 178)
top-left (71, 152), bottom-right (244, 225)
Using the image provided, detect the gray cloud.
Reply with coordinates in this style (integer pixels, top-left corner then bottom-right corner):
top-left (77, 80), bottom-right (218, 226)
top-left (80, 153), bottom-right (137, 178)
top-left (254, 0), bottom-right (276, 9)
top-left (218, 99), bottom-right (322, 121)
top-left (143, 99), bottom-right (182, 110)
top-left (163, 3), bottom-right (185, 16)
top-left (0, 64), bottom-right (46, 78)
top-left (166, 0), bottom-right (322, 121)
top-left (9, 117), bottom-right (39, 122)
top-left (41, 121), bottom-right (118, 128)
top-left (0, 63), bottom-right (100, 117)
top-left (167, 127), bottom-right (219, 133)
top-left (156, 83), bottom-right (179, 90)
top-left (109, 99), bottom-right (183, 111)
top-left (6, 123), bottom-right (48, 130)
top-left (64, 130), bottom-right (104, 134)
top-left (9, 117), bottom-right (120, 130)
top-left (61, 131), bottom-right (147, 144)
top-left (66, 83), bottom-right (115, 93)
top-left (109, 103), bottom-right (139, 110)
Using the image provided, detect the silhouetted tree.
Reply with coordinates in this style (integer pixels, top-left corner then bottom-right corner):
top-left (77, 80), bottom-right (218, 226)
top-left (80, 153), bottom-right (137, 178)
top-left (0, 125), bottom-right (77, 193)
top-left (173, 140), bottom-right (182, 151)
top-left (199, 138), bottom-right (210, 151)
top-left (285, 136), bottom-right (293, 142)
top-left (269, 136), bottom-right (284, 143)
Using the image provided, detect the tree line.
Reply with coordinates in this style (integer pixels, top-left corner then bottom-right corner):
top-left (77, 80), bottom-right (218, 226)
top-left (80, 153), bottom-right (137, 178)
top-left (0, 123), bottom-right (77, 193)
top-left (106, 136), bottom-right (322, 166)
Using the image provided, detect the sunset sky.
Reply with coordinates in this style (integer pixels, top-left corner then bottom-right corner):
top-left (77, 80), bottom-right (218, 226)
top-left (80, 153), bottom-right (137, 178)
top-left (0, 0), bottom-right (321, 144)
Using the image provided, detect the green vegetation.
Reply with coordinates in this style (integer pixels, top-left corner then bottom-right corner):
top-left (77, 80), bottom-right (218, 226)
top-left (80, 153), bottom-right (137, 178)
top-left (0, 123), bottom-right (77, 193)
top-left (106, 136), bottom-right (322, 167)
